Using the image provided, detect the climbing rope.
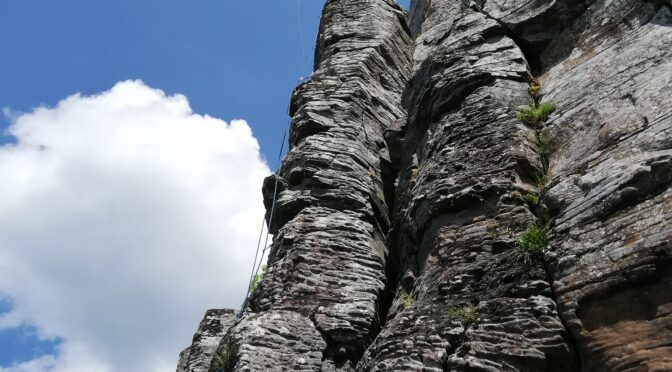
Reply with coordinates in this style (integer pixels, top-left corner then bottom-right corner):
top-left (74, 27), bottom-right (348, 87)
top-left (239, 124), bottom-right (288, 317)
top-left (238, 0), bottom-right (310, 318)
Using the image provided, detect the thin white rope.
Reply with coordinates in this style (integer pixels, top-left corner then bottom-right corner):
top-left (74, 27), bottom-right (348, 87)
top-left (243, 216), bottom-right (267, 302)
top-left (238, 1), bottom-right (307, 317)
top-left (239, 126), bottom-right (288, 315)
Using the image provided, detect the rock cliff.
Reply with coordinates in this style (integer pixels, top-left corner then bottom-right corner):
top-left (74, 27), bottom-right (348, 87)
top-left (179, 0), bottom-right (672, 371)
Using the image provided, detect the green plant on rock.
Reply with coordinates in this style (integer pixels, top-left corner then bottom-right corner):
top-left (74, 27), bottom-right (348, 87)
top-left (399, 290), bottom-right (415, 308)
top-left (445, 305), bottom-right (477, 324)
top-left (516, 102), bottom-right (556, 127)
top-left (212, 342), bottom-right (230, 371)
top-left (529, 81), bottom-right (541, 97)
top-left (248, 265), bottom-right (267, 296)
top-left (534, 169), bottom-right (551, 193)
top-left (529, 128), bottom-right (554, 158)
top-left (518, 224), bottom-right (548, 254)
top-left (523, 193), bottom-right (539, 206)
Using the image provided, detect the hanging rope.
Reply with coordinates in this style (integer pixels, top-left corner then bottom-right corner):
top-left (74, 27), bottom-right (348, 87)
top-left (242, 215), bottom-right (267, 306)
top-left (238, 0), bottom-right (305, 318)
top-left (239, 125), bottom-right (288, 316)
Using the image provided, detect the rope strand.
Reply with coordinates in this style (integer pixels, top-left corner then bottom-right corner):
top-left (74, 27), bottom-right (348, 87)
top-left (239, 124), bottom-right (288, 317)
top-left (238, 0), bottom-right (305, 318)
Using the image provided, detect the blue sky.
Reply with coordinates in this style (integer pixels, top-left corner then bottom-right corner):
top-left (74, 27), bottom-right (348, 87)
top-left (0, 0), bottom-right (409, 369)
top-left (0, 0), bottom-right (329, 166)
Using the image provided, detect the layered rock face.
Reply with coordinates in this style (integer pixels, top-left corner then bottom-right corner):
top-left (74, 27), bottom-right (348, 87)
top-left (178, 0), bottom-right (672, 371)
top-left (207, 1), bottom-right (413, 370)
top-left (177, 309), bottom-right (237, 372)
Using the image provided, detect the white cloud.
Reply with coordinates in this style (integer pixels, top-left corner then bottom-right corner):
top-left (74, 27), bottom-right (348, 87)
top-left (0, 80), bottom-right (270, 371)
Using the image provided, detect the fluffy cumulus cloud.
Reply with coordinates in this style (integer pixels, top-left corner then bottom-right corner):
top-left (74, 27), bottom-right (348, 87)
top-left (0, 80), bottom-right (270, 371)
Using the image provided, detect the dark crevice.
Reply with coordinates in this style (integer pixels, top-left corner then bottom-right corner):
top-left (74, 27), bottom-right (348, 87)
top-left (470, 4), bottom-right (544, 74)
top-left (310, 314), bottom-right (356, 370)
top-left (539, 255), bottom-right (583, 371)
top-left (513, 65), bottom-right (582, 369)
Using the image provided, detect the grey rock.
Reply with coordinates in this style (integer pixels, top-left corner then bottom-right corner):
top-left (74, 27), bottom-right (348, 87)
top-left (179, 0), bottom-right (672, 371)
top-left (357, 3), bottom-right (577, 369)
top-left (540, 2), bottom-right (672, 370)
top-left (211, 0), bottom-right (414, 369)
top-left (211, 310), bottom-right (327, 372)
top-left (177, 309), bottom-right (236, 372)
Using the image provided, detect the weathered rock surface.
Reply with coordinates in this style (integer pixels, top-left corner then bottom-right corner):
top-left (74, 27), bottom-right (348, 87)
top-left (357, 2), bottom-right (577, 370)
top-left (177, 309), bottom-right (236, 372)
top-left (179, 0), bottom-right (672, 371)
top-left (205, 0), bottom-right (413, 370)
top-left (541, 2), bottom-right (672, 370)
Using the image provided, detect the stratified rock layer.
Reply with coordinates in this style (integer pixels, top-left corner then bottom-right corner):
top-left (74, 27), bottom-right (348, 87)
top-left (358, 2), bottom-right (577, 370)
top-left (209, 0), bottom-right (413, 370)
top-left (177, 309), bottom-right (236, 372)
top-left (542, 2), bottom-right (672, 370)
top-left (178, 1), bottom-right (672, 371)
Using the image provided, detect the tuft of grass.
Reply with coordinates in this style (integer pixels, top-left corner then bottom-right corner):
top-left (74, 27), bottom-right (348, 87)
top-left (516, 103), bottom-right (556, 127)
top-left (523, 193), bottom-right (539, 205)
top-left (399, 291), bottom-right (415, 308)
top-left (518, 224), bottom-right (548, 254)
top-left (248, 265), bottom-right (267, 296)
top-left (446, 305), bottom-right (477, 324)
top-left (534, 170), bottom-right (551, 193)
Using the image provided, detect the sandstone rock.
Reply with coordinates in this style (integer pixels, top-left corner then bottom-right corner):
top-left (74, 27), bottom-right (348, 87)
top-left (211, 0), bottom-right (413, 369)
top-left (541, 2), bottom-right (672, 370)
top-left (177, 309), bottom-right (236, 372)
top-left (179, 1), bottom-right (672, 371)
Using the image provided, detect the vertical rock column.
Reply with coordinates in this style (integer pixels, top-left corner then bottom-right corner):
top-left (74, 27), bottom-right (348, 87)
top-left (358, 1), bottom-right (578, 370)
top-left (212, 1), bottom-right (413, 370)
top-left (540, 2), bottom-right (672, 371)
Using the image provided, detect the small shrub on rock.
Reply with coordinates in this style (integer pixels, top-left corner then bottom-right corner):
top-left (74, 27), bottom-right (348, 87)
top-left (518, 224), bottom-right (548, 253)
top-left (516, 102), bottom-right (556, 127)
top-left (399, 291), bottom-right (415, 308)
top-left (523, 193), bottom-right (539, 206)
top-left (248, 265), bottom-right (267, 295)
top-left (445, 305), bottom-right (477, 324)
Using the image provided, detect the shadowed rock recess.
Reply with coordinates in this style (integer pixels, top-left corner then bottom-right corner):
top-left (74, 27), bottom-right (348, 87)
top-left (178, 0), bottom-right (672, 371)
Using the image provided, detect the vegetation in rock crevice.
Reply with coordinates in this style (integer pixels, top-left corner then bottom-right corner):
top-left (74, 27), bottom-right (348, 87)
top-left (518, 224), bottom-right (549, 255)
top-left (516, 82), bottom-right (557, 258)
top-left (248, 264), bottom-right (267, 296)
top-left (399, 290), bottom-right (415, 308)
top-left (211, 339), bottom-right (232, 372)
top-left (445, 305), bottom-right (478, 325)
top-left (516, 102), bottom-right (556, 128)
